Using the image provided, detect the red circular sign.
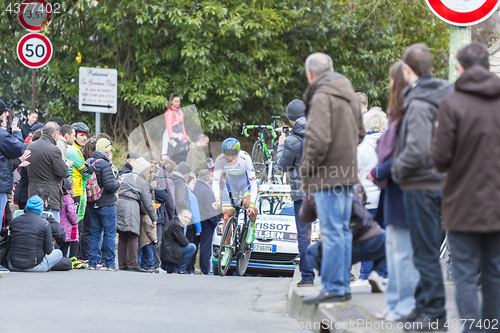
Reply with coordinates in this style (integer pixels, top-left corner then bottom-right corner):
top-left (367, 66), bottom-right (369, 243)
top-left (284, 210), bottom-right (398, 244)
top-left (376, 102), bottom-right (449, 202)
top-left (426, 0), bottom-right (500, 26)
top-left (16, 33), bottom-right (53, 69)
top-left (17, 0), bottom-right (52, 31)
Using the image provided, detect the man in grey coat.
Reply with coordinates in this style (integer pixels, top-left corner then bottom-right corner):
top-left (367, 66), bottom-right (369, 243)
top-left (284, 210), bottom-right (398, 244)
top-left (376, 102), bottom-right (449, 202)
top-left (276, 99), bottom-right (314, 287)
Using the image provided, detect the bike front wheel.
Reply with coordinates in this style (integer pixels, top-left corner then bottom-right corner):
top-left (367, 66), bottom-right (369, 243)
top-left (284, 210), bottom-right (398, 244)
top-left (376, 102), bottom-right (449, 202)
top-left (236, 221), bottom-right (252, 276)
top-left (218, 216), bottom-right (238, 276)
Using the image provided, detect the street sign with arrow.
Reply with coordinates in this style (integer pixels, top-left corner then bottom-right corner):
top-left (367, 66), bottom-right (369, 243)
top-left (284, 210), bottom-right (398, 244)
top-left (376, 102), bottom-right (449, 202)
top-left (79, 67), bottom-right (117, 115)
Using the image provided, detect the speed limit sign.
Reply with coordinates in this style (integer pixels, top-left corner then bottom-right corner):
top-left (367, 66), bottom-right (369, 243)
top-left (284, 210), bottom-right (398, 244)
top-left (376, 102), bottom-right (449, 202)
top-left (16, 33), bottom-right (53, 69)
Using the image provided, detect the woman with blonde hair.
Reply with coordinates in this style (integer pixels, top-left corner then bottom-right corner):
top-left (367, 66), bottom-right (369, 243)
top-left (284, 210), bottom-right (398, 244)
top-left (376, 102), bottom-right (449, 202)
top-left (162, 93), bottom-right (189, 163)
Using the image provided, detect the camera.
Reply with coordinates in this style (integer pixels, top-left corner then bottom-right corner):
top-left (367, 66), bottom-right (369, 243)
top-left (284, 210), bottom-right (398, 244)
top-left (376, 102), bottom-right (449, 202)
top-left (283, 126), bottom-right (290, 136)
top-left (12, 116), bottom-right (20, 128)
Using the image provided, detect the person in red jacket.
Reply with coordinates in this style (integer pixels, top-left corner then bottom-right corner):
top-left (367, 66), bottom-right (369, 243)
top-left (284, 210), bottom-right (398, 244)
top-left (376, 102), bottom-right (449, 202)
top-left (162, 93), bottom-right (189, 163)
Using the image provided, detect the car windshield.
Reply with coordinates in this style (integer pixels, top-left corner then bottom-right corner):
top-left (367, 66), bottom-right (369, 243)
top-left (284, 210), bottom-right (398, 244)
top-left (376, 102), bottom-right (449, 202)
top-left (257, 194), bottom-right (294, 216)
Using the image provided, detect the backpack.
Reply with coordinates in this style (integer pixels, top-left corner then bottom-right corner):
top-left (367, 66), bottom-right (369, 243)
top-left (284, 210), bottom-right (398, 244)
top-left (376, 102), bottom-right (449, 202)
top-left (85, 159), bottom-right (103, 203)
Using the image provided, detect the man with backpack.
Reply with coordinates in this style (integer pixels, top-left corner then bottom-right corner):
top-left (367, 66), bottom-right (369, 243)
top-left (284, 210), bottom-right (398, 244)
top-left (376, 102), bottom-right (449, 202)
top-left (276, 99), bottom-right (315, 287)
top-left (87, 138), bottom-right (120, 270)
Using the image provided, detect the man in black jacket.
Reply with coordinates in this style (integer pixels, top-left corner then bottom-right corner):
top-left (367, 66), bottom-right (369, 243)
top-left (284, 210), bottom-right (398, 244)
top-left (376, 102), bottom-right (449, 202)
top-left (160, 210), bottom-right (196, 274)
top-left (8, 195), bottom-right (63, 272)
top-left (391, 44), bottom-right (452, 330)
top-left (193, 169), bottom-right (219, 275)
top-left (276, 99), bottom-right (315, 287)
top-left (27, 121), bottom-right (70, 222)
top-left (118, 152), bottom-right (139, 176)
top-left (88, 138), bottom-right (121, 270)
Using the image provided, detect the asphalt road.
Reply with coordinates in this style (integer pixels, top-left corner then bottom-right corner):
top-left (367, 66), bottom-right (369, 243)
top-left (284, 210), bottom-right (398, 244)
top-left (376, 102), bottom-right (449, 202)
top-left (0, 270), bottom-right (301, 333)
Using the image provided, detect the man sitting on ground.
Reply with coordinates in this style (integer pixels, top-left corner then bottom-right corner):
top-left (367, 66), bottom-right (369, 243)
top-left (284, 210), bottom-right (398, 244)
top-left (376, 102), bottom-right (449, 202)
top-left (8, 195), bottom-right (63, 272)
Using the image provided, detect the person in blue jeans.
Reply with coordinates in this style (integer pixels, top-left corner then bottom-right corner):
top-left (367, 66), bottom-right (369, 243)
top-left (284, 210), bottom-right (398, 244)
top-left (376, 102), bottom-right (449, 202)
top-left (88, 138), bottom-right (121, 270)
top-left (160, 210), bottom-right (197, 274)
top-left (8, 195), bottom-right (63, 272)
top-left (307, 189), bottom-right (387, 292)
top-left (276, 99), bottom-right (315, 287)
top-left (392, 44), bottom-right (452, 330)
top-left (300, 52), bottom-right (364, 304)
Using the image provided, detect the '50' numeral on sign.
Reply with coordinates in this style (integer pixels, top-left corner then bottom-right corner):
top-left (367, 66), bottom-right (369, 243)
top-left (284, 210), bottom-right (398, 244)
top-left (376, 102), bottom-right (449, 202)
top-left (25, 44), bottom-right (45, 58)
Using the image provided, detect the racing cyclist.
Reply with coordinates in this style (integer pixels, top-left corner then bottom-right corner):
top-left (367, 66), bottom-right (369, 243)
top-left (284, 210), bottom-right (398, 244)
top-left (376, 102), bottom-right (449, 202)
top-left (212, 138), bottom-right (258, 265)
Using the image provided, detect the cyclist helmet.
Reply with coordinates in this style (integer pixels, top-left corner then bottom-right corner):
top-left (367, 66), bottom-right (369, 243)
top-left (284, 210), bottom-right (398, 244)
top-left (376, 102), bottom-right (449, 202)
top-left (222, 138), bottom-right (240, 156)
top-left (71, 122), bottom-right (90, 134)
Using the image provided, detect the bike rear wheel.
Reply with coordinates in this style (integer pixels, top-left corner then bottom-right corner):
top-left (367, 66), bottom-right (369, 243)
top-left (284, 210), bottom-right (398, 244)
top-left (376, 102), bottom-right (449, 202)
top-left (251, 141), bottom-right (265, 183)
top-left (237, 220), bottom-right (252, 276)
top-left (218, 216), bottom-right (238, 276)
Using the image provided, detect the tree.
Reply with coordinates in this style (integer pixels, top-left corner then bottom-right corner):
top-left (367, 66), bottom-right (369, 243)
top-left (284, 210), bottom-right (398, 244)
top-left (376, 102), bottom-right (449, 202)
top-left (0, 0), bottom-right (449, 141)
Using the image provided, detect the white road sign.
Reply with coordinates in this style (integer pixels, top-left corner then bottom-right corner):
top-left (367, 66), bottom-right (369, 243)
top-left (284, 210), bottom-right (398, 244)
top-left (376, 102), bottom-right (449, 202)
top-left (79, 67), bottom-right (117, 114)
top-left (426, 0), bottom-right (500, 26)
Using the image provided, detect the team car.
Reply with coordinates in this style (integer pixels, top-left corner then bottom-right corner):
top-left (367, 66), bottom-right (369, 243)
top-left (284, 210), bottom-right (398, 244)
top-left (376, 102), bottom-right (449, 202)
top-left (212, 184), bottom-right (318, 276)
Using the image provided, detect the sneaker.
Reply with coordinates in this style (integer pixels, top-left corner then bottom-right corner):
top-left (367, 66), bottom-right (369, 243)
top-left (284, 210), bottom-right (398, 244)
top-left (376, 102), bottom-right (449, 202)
top-left (368, 271), bottom-right (385, 293)
top-left (350, 279), bottom-right (371, 287)
top-left (297, 279), bottom-right (314, 287)
top-left (246, 221), bottom-right (256, 244)
top-left (106, 266), bottom-right (116, 271)
top-left (375, 310), bottom-right (386, 320)
top-left (221, 247), bottom-right (231, 266)
top-left (0, 264), bottom-right (10, 274)
top-left (71, 257), bottom-right (88, 269)
top-left (88, 266), bottom-right (97, 270)
top-left (96, 264), bottom-right (104, 269)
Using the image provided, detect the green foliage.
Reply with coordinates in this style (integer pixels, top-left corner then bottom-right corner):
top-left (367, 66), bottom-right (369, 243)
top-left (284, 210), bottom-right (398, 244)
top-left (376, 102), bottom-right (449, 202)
top-left (0, 0), bottom-right (449, 139)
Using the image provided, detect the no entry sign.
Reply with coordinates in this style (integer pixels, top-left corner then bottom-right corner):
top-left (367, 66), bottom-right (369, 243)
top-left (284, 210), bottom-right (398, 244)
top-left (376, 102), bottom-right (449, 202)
top-left (16, 33), bottom-right (53, 69)
top-left (17, 0), bottom-right (54, 31)
top-left (426, 0), bottom-right (500, 26)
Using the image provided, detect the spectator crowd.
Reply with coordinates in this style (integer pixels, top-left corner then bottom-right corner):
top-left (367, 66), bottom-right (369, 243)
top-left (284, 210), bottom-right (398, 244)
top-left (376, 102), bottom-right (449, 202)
top-left (0, 104), bottom-right (218, 275)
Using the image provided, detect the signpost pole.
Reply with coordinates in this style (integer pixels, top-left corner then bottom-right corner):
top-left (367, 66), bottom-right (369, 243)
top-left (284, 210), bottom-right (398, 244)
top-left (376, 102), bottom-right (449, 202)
top-left (449, 25), bottom-right (471, 82)
top-left (96, 112), bottom-right (101, 135)
top-left (32, 69), bottom-right (36, 112)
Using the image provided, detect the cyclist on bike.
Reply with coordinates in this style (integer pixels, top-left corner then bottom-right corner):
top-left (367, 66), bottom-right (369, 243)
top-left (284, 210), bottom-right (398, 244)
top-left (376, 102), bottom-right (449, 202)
top-left (212, 138), bottom-right (258, 265)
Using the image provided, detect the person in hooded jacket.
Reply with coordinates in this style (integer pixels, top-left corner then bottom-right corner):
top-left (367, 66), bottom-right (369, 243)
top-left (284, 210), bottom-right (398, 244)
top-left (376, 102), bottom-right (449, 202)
top-left (391, 44), bottom-right (453, 330)
top-left (276, 99), bottom-right (315, 287)
top-left (116, 157), bottom-right (157, 272)
top-left (8, 195), bottom-right (63, 272)
top-left (300, 53), bottom-right (364, 305)
top-left (87, 138), bottom-right (121, 270)
top-left (432, 43), bottom-right (500, 328)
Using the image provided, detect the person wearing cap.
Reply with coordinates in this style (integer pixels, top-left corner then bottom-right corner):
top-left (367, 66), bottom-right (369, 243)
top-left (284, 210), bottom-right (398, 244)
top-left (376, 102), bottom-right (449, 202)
top-left (87, 138), bottom-right (121, 270)
top-left (118, 152), bottom-right (140, 176)
top-left (7, 195), bottom-right (63, 272)
top-left (116, 157), bottom-right (157, 272)
top-left (20, 110), bottom-right (39, 139)
top-left (71, 122), bottom-right (90, 150)
top-left (27, 121), bottom-right (70, 223)
top-left (276, 99), bottom-right (315, 287)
